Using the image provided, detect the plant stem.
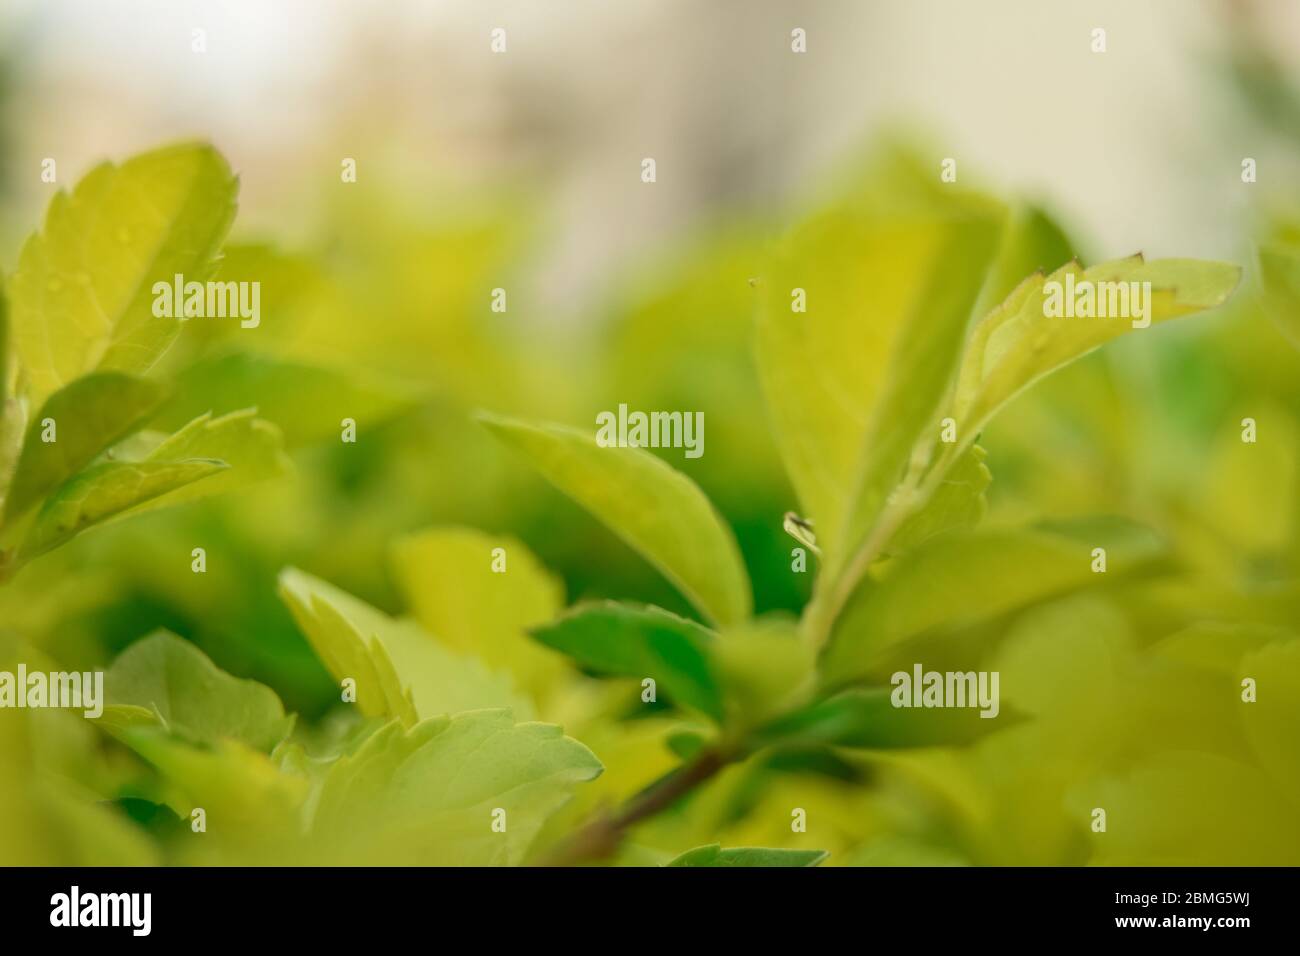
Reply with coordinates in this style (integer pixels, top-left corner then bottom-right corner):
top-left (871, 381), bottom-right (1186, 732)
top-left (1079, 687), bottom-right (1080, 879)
top-left (811, 440), bottom-right (962, 647)
top-left (537, 746), bottom-right (732, 866)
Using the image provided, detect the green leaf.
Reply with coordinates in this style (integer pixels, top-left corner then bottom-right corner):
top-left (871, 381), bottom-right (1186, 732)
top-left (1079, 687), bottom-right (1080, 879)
top-left (9, 143), bottom-right (238, 406)
top-left (1193, 404), bottom-right (1299, 556)
top-left (821, 516), bottom-right (1165, 687)
top-left (665, 728), bottom-right (709, 760)
top-left (844, 836), bottom-right (969, 867)
top-left (2, 372), bottom-right (166, 523)
top-left (278, 567), bottom-right (533, 725)
top-left (155, 242), bottom-right (334, 362)
top-left (37, 782), bottom-right (160, 866)
top-left (18, 458), bottom-right (226, 560)
top-left (951, 256), bottom-right (1240, 449)
top-left (0, 286), bottom-right (20, 519)
top-left (530, 602), bottom-right (723, 720)
top-left (713, 621), bottom-right (815, 726)
top-left (0, 401), bottom-right (22, 533)
top-left (130, 408), bottom-right (288, 512)
top-left (885, 443), bottom-right (990, 554)
top-left (757, 210), bottom-right (1000, 569)
top-left (665, 843), bottom-right (827, 867)
top-left (103, 630), bottom-right (294, 751)
top-left (0, 282), bottom-right (9, 398)
top-left (391, 527), bottom-right (567, 707)
top-left (1241, 638), bottom-right (1300, 805)
top-left (309, 711), bottom-right (602, 865)
top-left (1150, 622), bottom-right (1288, 674)
top-left (479, 413), bottom-right (751, 627)
top-left (1081, 751), bottom-right (1300, 865)
top-left (755, 688), bottom-right (1009, 751)
top-left (1258, 230), bottom-right (1300, 350)
top-left (159, 351), bottom-right (421, 448)
top-left (7, 407), bottom-right (284, 569)
top-left (831, 220), bottom-right (1004, 581)
top-left (113, 727), bottom-right (308, 846)
top-left (994, 596), bottom-right (1135, 720)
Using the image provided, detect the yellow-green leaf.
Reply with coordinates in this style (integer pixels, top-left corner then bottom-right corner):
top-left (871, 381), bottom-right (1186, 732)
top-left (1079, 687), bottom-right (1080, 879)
top-left (885, 443), bottom-right (991, 555)
top-left (19, 458), bottom-right (226, 560)
top-left (114, 727), bottom-right (307, 847)
top-left (278, 567), bottom-right (532, 725)
top-left (103, 630), bottom-right (294, 751)
top-left (479, 413), bottom-right (751, 627)
top-left (951, 256), bottom-right (1240, 449)
top-left (160, 351), bottom-right (422, 448)
top-left (666, 843), bottom-right (827, 867)
top-left (3, 371), bottom-right (166, 523)
top-left (821, 517), bottom-right (1165, 688)
top-left (309, 712), bottom-right (602, 865)
top-left (391, 527), bottom-right (567, 707)
top-left (1242, 639), bottom-right (1300, 806)
top-left (10, 143), bottom-right (238, 406)
top-left (132, 408), bottom-right (288, 512)
top-left (757, 211), bottom-right (999, 568)
top-left (1258, 227), bottom-right (1300, 350)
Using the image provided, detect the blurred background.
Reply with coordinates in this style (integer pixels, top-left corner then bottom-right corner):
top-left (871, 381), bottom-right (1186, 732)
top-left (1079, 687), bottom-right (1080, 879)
top-left (1, 1), bottom-right (1299, 865)
top-left (3, 1), bottom-right (1300, 284)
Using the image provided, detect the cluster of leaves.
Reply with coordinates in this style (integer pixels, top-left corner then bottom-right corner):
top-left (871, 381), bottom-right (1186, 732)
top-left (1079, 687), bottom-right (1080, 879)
top-left (3, 139), bottom-right (1297, 867)
top-left (472, 163), bottom-right (1255, 863)
top-left (0, 145), bottom-right (286, 583)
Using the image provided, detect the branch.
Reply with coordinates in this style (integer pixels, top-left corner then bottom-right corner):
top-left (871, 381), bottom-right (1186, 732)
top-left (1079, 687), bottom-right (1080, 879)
top-left (537, 746), bottom-right (731, 866)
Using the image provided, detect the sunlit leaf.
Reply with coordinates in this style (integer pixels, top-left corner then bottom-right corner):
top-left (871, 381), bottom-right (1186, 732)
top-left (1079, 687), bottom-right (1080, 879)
top-left (309, 711), bottom-right (602, 865)
top-left (1241, 638), bottom-right (1300, 805)
top-left (114, 727), bottom-right (308, 848)
top-left (391, 526), bottom-right (567, 708)
top-left (480, 413), bottom-right (751, 627)
top-left (1079, 751), bottom-right (1300, 865)
top-left (103, 630), bottom-right (294, 751)
top-left (2, 371), bottom-right (166, 523)
top-left (1258, 228), bottom-right (1300, 350)
top-left (757, 209), bottom-right (999, 570)
top-left (1195, 404), bottom-right (1298, 558)
top-left (127, 408), bottom-right (288, 512)
top-left (9, 143), bottom-right (238, 405)
top-left (279, 567), bottom-right (532, 725)
top-left (821, 517), bottom-right (1165, 687)
top-left (951, 256), bottom-right (1240, 450)
top-left (19, 458), bottom-right (226, 560)
top-left (885, 443), bottom-right (990, 554)
top-left (0, 287), bottom-right (22, 503)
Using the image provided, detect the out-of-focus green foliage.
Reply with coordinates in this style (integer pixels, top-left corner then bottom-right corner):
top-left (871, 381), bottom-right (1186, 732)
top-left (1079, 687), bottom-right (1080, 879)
top-left (0, 131), bottom-right (1294, 869)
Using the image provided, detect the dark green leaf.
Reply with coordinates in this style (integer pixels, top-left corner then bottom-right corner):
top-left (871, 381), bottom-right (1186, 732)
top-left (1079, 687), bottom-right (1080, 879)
top-left (666, 844), bottom-right (828, 867)
top-left (531, 602), bottom-right (723, 721)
